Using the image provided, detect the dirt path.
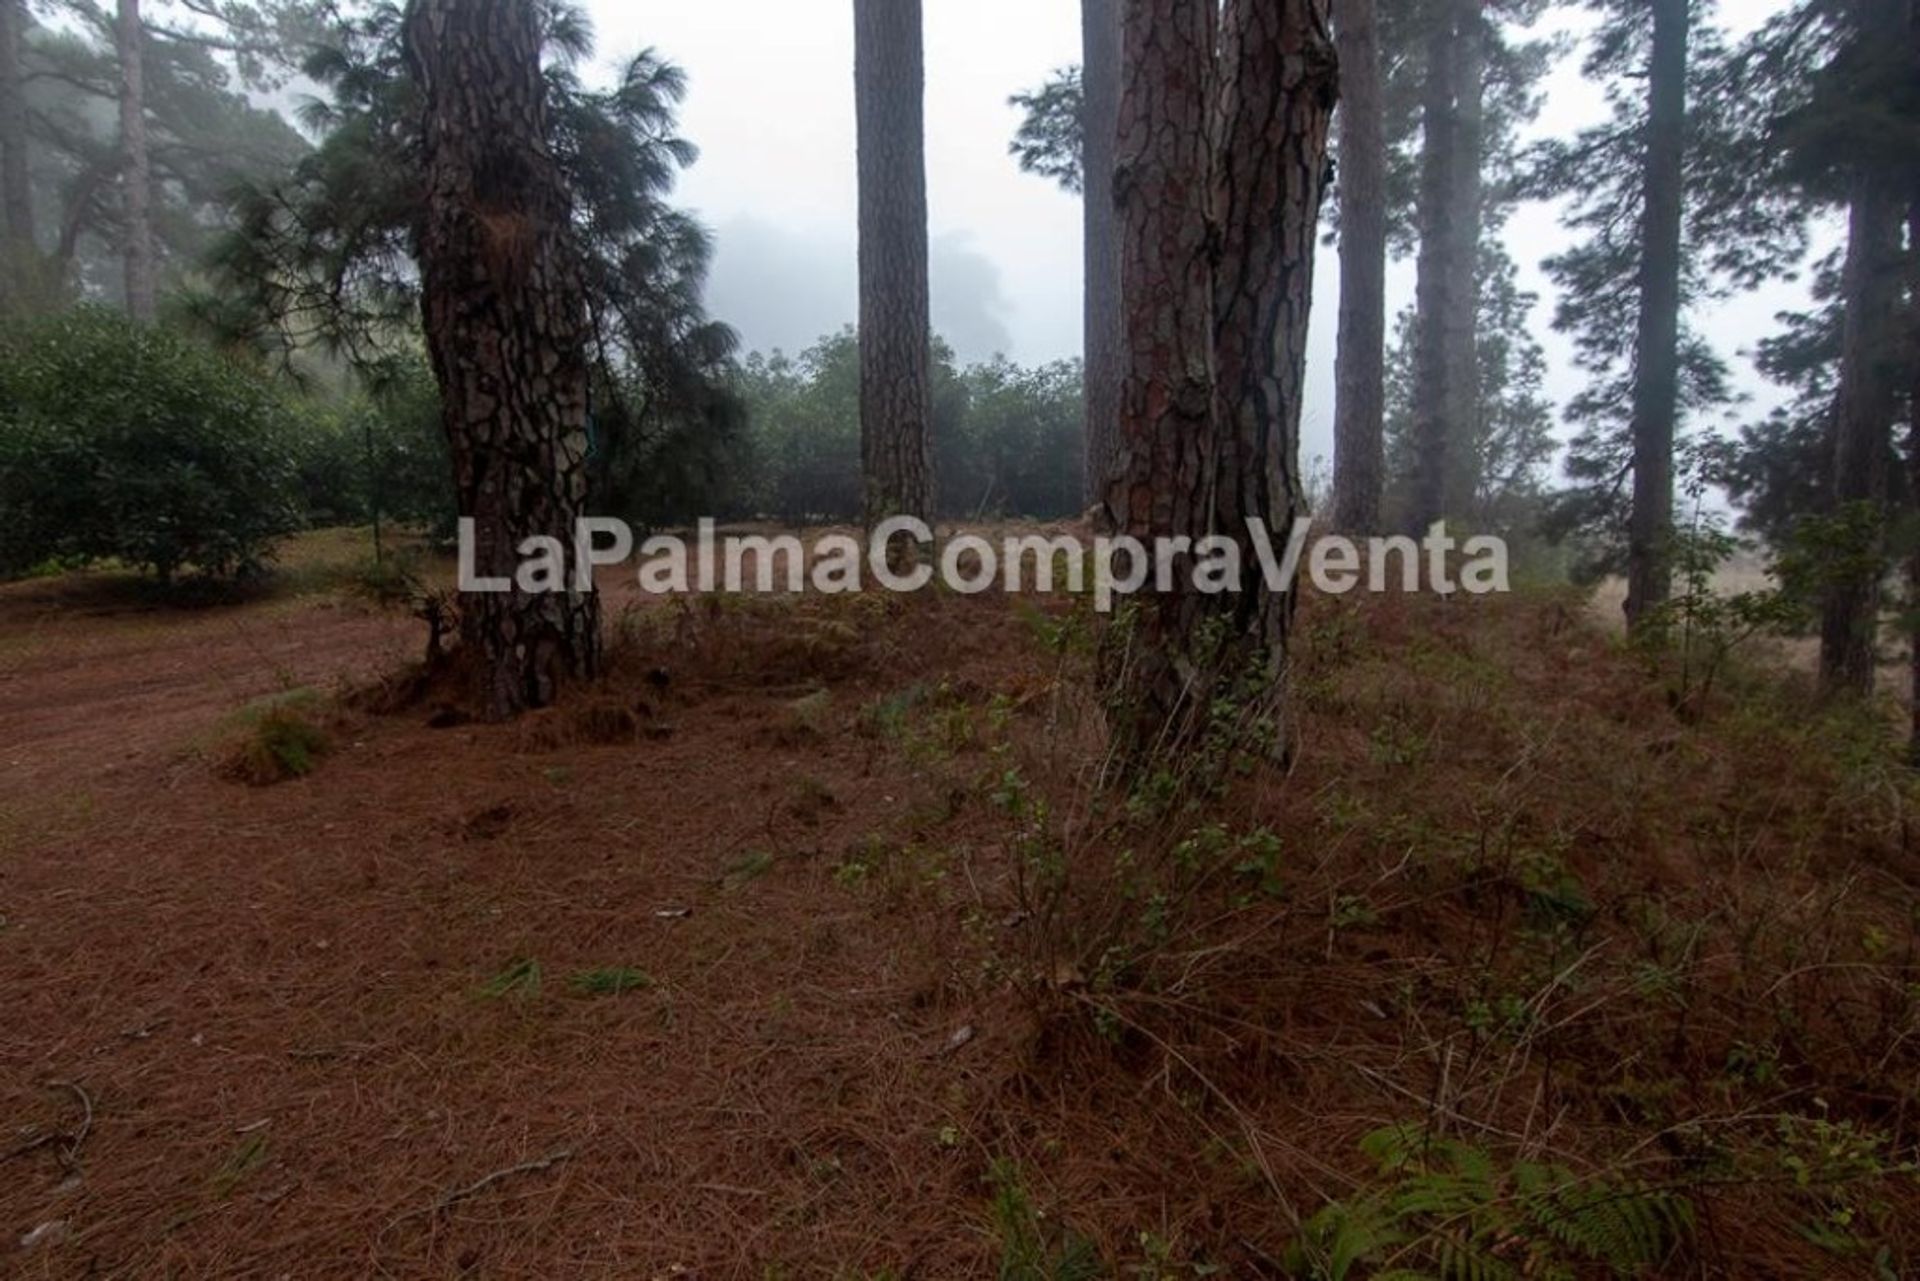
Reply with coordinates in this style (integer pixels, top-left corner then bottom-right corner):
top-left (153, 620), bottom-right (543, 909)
top-left (0, 576), bottom-right (419, 796)
top-left (0, 567), bottom-right (1026, 1277)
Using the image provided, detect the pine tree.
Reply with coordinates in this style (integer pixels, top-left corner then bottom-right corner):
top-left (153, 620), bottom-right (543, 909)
top-left (1532, 1), bottom-right (1803, 585)
top-left (1758, 0), bottom-right (1920, 697)
top-left (1620, 0), bottom-right (1689, 628)
top-left (1106, 0), bottom-right (1336, 763)
top-left (202, 1), bottom-right (739, 522)
top-left (404, 0), bottom-right (599, 718)
top-left (854, 0), bottom-right (935, 531)
top-left (1384, 238), bottom-right (1555, 528)
top-left (1397, 0), bottom-right (1547, 534)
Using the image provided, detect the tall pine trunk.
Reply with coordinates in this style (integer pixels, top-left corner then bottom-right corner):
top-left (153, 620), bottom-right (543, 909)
top-left (116, 0), bottom-right (155, 323)
top-left (1331, 0), bottom-right (1387, 534)
top-left (0, 0), bottom-right (33, 309)
top-left (1623, 0), bottom-right (1690, 631)
top-left (1211, 0), bottom-right (1338, 757)
top-left (405, 0), bottom-right (600, 720)
top-left (1408, 0), bottom-right (1482, 533)
top-left (1104, 0), bottom-right (1220, 758)
top-left (1819, 172), bottom-right (1903, 698)
top-left (1081, 0), bottom-right (1125, 512)
top-left (854, 0), bottom-right (935, 530)
top-left (1106, 0), bottom-right (1335, 763)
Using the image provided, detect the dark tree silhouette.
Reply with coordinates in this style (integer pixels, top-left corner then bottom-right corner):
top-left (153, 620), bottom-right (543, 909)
top-left (1332, 0), bottom-right (1387, 534)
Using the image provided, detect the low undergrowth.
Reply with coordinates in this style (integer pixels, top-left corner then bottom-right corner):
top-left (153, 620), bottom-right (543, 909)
top-left (179, 575), bottom-right (1920, 1274)
top-left (827, 584), bottom-right (1920, 1277)
top-left (211, 689), bottom-right (336, 785)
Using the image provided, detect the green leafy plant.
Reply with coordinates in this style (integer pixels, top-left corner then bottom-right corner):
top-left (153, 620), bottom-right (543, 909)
top-left (989, 1161), bottom-right (1102, 1281)
top-left (1635, 487), bottom-right (1810, 716)
top-left (1285, 1125), bottom-right (1694, 1280)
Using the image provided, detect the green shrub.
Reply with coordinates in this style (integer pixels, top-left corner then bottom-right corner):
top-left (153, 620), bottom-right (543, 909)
top-left (0, 308), bottom-right (302, 582)
top-left (288, 355), bottom-right (454, 538)
top-left (731, 330), bottom-right (1082, 525)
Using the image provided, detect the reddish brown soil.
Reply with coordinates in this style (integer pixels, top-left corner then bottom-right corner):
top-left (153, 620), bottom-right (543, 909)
top-left (4, 551), bottom-right (1919, 1279)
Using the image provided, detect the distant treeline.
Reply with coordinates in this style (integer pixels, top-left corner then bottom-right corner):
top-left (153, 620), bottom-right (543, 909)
top-left (0, 309), bottom-right (1082, 583)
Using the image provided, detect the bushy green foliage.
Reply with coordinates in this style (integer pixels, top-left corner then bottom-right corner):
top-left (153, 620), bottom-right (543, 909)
top-left (291, 356), bottom-right (455, 537)
top-left (1008, 67), bottom-right (1085, 194)
top-left (946, 357), bottom-right (1083, 522)
top-left (733, 331), bottom-right (866, 523)
top-left (0, 308), bottom-right (302, 582)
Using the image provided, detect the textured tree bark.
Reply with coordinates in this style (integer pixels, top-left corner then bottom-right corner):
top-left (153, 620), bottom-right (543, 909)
top-left (0, 0), bottom-right (33, 307)
top-left (1210, 0), bottom-right (1338, 758)
top-left (1104, 0), bottom-right (1334, 764)
top-left (1330, 0), bottom-right (1386, 535)
top-left (1623, 0), bottom-right (1690, 632)
top-left (405, 0), bottom-right (600, 720)
top-left (1818, 173), bottom-right (1902, 699)
top-left (1909, 13), bottom-right (1920, 763)
top-left (1081, 0), bottom-right (1125, 512)
top-left (1104, 0), bottom-right (1220, 759)
top-left (117, 0), bottom-right (156, 323)
top-left (1908, 190), bottom-right (1920, 763)
top-left (854, 0), bottom-right (935, 531)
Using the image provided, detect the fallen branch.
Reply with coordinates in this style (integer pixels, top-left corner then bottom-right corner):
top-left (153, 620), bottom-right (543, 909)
top-left (388, 1148), bottom-right (575, 1230)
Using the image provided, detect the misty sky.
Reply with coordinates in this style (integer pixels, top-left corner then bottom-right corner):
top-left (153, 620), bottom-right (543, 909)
top-left (588, 1), bottom-right (1812, 472)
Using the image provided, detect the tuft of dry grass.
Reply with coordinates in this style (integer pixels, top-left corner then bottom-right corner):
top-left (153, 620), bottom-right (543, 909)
top-left (211, 693), bottom-right (335, 786)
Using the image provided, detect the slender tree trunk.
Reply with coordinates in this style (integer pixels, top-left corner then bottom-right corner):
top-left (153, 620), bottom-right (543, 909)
top-left (1104, 0), bottom-right (1219, 758)
top-left (1081, 0), bottom-right (1125, 513)
top-left (1406, 0), bottom-right (1486, 533)
top-left (854, 0), bottom-right (935, 530)
top-left (0, 0), bottom-right (33, 310)
top-left (1623, 0), bottom-right (1690, 631)
top-left (1407, 0), bottom-right (1467, 533)
top-left (404, 0), bottom-right (600, 720)
top-left (1905, 190), bottom-right (1919, 763)
top-left (1210, 0), bottom-right (1338, 758)
top-left (1441, 5), bottom-right (1484, 520)
top-left (116, 0), bottom-right (155, 323)
top-left (1331, 0), bottom-right (1387, 534)
top-left (1819, 173), bottom-right (1903, 698)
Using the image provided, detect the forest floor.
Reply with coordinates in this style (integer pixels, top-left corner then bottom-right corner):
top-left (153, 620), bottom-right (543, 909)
top-left (4, 526), bottom-right (1920, 1279)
